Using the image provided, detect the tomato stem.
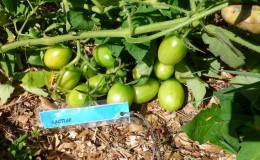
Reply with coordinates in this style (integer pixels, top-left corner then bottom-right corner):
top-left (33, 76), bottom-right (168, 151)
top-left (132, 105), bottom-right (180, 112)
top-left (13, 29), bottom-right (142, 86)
top-left (0, 2), bottom-right (228, 53)
top-left (65, 40), bottom-right (82, 68)
top-left (205, 25), bottom-right (260, 54)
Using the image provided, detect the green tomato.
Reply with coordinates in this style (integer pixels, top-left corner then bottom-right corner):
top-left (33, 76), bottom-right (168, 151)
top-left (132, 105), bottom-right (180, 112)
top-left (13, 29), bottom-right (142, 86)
top-left (158, 35), bottom-right (187, 65)
top-left (133, 78), bottom-right (160, 104)
top-left (153, 60), bottom-right (174, 80)
top-left (158, 79), bottom-right (185, 112)
top-left (44, 45), bottom-right (72, 70)
top-left (59, 66), bottom-right (81, 91)
top-left (87, 74), bottom-right (110, 94)
top-left (107, 82), bottom-right (134, 105)
top-left (132, 64), bottom-right (142, 80)
top-left (81, 63), bottom-right (97, 79)
top-left (250, 63), bottom-right (260, 73)
top-left (93, 44), bottom-right (115, 68)
top-left (66, 84), bottom-right (95, 108)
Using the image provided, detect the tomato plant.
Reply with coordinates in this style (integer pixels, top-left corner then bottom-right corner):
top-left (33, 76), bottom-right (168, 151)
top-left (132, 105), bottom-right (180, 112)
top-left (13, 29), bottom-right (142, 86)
top-left (158, 79), bottom-right (185, 112)
top-left (158, 35), bottom-right (187, 65)
top-left (59, 66), bottom-right (81, 91)
top-left (107, 82), bottom-right (134, 105)
top-left (87, 74), bottom-right (110, 95)
top-left (1, 0), bottom-right (260, 158)
top-left (133, 78), bottom-right (160, 104)
top-left (93, 44), bottom-right (115, 68)
top-left (44, 45), bottom-right (72, 70)
top-left (153, 60), bottom-right (175, 80)
top-left (66, 84), bottom-right (95, 108)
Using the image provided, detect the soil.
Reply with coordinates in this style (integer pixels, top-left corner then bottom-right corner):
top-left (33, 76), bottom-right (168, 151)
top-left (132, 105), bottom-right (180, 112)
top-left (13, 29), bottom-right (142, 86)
top-left (0, 89), bottom-right (236, 160)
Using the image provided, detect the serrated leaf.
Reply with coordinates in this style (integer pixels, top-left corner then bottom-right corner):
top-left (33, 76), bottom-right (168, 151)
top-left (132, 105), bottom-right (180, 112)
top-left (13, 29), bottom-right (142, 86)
top-left (67, 10), bottom-right (95, 30)
top-left (0, 83), bottom-right (15, 105)
top-left (22, 85), bottom-right (48, 97)
top-left (202, 32), bottom-right (245, 69)
top-left (123, 40), bottom-right (150, 61)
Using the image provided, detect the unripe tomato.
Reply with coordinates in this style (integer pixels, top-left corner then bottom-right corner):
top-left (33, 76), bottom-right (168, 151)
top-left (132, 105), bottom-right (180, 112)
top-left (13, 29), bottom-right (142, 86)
top-left (66, 84), bottom-right (95, 108)
top-left (158, 35), bottom-right (187, 65)
top-left (44, 45), bottom-right (72, 69)
top-left (81, 63), bottom-right (97, 79)
top-left (107, 82), bottom-right (134, 105)
top-left (133, 78), bottom-right (160, 104)
top-left (59, 66), bottom-right (82, 90)
top-left (153, 60), bottom-right (174, 80)
top-left (132, 65), bottom-right (142, 80)
top-left (158, 79), bottom-right (185, 112)
top-left (93, 44), bottom-right (115, 68)
top-left (87, 74), bottom-right (110, 94)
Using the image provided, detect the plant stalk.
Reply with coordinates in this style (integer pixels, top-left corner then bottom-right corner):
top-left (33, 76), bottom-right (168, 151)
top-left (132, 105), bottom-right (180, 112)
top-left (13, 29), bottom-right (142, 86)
top-left (0, 2), bottom-right (228, 53)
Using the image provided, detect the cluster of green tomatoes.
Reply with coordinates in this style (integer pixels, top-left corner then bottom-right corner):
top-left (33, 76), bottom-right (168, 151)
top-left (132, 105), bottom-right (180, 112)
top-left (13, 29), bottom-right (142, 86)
top-left (43, 35), bottom-right (187, 112)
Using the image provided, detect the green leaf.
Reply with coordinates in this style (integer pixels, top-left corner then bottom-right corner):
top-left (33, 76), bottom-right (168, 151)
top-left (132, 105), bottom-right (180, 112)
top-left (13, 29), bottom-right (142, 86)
top-left (21, 85), bottom-right (48, 97)
top-left (229, 76), bottom-right (260, 110)
top-left (0, 82), bottom-right (15, 105)
top-left (237, 130), bottom-right (260, 160)
top-left (186, 76), bottom-right (208, 107)
top-left (123, 40), bottom-right (150, 61)
top-left (182, 91), bottom-right (254, 153)
top-left (67, 10), bottom-right (95, 30)
top-left (202, 32), bottom-right (245, 69)
top-left (21, 71), bottom-right (53, 88)
top-left (175, 60), bottom-right (208, 107)
top-left (2, 0), bottom-right (17, 14)
top-left (27, 54), bottom-right (44, 66)
top-left (0, 51), bottom-right (15, 77)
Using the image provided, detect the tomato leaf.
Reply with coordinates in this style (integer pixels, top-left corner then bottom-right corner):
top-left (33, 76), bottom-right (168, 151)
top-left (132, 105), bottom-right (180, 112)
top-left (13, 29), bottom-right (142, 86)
top-left (186, 77), bottom-right (208, 107)
top-left (202, 31), bottom-right (245, 69)
top-left (2, 0), bottom-right (18, 14)
top-left (122, 40), bottom-right (150, 61)
top-left (21, 85), bottom-right (48, 97)
top-left (0, 82), bottom-right (15, 105)
top-left (182, 90), bottom-right (254, 153)
top-left (27, 54), bottom-right (44, 66)
top-left (175, 60), bottom-right (208, 107)
top-left (67, 10), bottom-right (96, 30)
top-left (0, 52), bottom-right (15, 77)
top-left (236, 130), bottom-right (260, 160)
top-left (229, 76), bottom-right (260, 110)
top-left (21, 71), bottom-right (53, 88)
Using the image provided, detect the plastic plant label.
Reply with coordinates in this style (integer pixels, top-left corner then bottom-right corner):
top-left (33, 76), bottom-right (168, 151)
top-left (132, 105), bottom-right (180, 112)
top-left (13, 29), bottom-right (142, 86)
top-left (39, 102), bottom-right (130, 129)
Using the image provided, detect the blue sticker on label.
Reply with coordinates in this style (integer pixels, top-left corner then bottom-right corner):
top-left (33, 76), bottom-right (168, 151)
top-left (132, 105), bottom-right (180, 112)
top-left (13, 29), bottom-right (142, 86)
top-left (39, 102), bottom-right (130, 129)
